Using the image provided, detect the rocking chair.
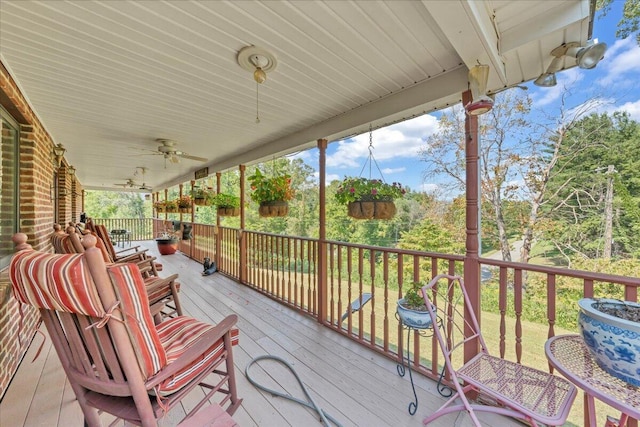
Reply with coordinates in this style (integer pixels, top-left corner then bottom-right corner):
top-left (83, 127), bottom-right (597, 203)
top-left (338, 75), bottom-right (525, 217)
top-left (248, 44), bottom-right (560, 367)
top-left (10, 233), bottom-right (241, 426)
top-left (51, 226), bottom-right (183, 320)
top-left (421, 274), bottom-right (576, 426)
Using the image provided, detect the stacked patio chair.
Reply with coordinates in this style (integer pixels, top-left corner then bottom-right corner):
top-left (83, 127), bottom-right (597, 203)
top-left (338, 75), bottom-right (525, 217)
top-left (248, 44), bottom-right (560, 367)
top-left (421, 274), bottom-right (577, 427)
top-left (10, 232), bottom-right (242, 426)
top-left (51, 225), bottom-right (183, 321)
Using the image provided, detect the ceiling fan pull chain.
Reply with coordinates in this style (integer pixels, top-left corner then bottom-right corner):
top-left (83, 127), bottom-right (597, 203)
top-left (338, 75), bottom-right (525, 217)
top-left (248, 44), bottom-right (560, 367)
top-left (256, 81), bottom-right (261, 124)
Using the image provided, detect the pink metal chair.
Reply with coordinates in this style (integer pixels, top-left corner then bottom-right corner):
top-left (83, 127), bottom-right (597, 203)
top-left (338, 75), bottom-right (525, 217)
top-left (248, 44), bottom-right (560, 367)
top-left (10, 233), bottom-right (241, 426)
top-left (421, 274), bottom-right (577, 426)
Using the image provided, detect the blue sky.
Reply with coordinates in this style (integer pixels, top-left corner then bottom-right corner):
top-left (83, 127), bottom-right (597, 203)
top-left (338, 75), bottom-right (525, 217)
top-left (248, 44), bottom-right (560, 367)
top-left (295, 1), bottom-right (640, 195)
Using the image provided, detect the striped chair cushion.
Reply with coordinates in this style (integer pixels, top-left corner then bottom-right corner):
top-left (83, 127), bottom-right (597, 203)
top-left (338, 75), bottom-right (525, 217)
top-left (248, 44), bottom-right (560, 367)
top-left (96, 224), bottom-right (117, 261)
top-left (89, 231), bottom-right (114, 263)
top-left (156, 317), bottom-right (239, 395)
top-left (10, 250), bottom-right (105, 317)
top-left (50, 233), bottom-right (76, 255)
top-left (107, 263), bottom-right (166, 377)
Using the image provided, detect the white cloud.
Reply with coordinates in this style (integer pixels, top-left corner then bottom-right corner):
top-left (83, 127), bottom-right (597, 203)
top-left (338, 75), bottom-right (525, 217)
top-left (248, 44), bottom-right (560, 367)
top-left (381, 167), bottom-right (406, 175)
top-left (533, 68), bottom-right (583, 107)
top-left (599, 38), bottom-right (640, 87)
top-left (419, 183), bottom-right (439, 193)
top-left (326, 173), bottom-right (341, 183)
top-left (605, 99), bottom-right (640, 121)
top-left (326, 114), bottom-right (439, 168)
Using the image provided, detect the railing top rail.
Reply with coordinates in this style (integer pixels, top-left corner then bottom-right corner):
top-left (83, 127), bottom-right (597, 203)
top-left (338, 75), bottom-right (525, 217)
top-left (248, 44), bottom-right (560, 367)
top-left (243, 229), bottom-right (318, 243)
top-left (327, 239), bottom-right (466, 260)
top-left (480, 257), bottom-right (640, 287)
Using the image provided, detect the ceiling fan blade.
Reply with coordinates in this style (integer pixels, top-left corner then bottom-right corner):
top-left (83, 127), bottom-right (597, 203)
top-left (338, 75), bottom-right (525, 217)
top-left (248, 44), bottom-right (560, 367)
top-left (177, 153), bottom-right (207, 162)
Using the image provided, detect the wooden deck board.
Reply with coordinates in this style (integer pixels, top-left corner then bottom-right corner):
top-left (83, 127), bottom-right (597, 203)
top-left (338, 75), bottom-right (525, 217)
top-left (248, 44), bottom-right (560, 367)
top-left (0, 241), bottom-right (523, 427)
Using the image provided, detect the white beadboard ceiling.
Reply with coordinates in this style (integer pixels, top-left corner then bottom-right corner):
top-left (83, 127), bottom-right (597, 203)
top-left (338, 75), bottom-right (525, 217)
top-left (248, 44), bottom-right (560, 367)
top-left (0, 0), bottom-right (594, 191)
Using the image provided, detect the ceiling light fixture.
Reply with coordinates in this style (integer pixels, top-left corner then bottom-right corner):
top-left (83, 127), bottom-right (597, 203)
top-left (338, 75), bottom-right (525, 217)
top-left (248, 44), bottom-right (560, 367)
top-left (465, 64), bottom-right (494, 116)
top-left (534, 40), bottom-right (607, 87)
top-left (237, 46), bottom-right (278, 124)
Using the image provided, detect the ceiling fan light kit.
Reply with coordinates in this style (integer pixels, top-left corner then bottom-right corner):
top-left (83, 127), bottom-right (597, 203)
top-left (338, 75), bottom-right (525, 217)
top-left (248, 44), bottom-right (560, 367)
top-left (237, 46), bottom-right (278, 124)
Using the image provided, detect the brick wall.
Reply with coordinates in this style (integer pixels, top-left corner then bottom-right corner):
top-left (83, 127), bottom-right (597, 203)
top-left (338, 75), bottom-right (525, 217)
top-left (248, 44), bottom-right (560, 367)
top-left (0, 61), bottom-right (80, 399)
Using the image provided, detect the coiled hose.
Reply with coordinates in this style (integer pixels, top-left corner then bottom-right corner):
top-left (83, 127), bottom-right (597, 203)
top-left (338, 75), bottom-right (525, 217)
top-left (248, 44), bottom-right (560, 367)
top-left (245, 355), bottom-right (344, 427)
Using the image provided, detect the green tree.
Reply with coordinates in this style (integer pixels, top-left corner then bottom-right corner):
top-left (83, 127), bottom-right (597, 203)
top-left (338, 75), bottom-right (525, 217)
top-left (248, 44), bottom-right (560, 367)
top-left (85, 191), bottom-right (150, 219)
top-left (598, 0), bottom-right (640, 45)
top-left (543, 112), bottom-right (640, 262)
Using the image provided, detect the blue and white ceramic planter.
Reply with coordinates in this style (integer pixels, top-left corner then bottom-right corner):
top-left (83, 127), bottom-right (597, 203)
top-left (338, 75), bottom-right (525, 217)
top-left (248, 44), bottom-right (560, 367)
top-left (578, 298), bottom-right (640, 386)
top-left (397, 299), bottom-right (433, 329)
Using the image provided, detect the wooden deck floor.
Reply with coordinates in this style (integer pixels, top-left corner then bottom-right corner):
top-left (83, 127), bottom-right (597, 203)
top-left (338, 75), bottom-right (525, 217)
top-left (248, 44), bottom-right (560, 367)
top-left (0, 241), bottom-right (522, 427)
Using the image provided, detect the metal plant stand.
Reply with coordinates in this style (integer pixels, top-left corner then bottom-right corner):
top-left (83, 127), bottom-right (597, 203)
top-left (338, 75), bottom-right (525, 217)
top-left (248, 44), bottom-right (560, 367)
top-left (396, 314), bottom-right (452, 415)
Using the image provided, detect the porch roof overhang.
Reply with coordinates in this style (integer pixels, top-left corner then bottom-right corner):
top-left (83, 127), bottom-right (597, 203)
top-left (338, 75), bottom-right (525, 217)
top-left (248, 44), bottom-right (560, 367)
top-left (0, 0), bottom-right (595, 191)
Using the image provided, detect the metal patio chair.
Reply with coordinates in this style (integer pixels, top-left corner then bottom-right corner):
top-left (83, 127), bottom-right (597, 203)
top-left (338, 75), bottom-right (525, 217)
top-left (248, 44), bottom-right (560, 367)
top-left (10, 233), bottom-right (241, 426)
top-left (421, 274), bottom-right (577, 426)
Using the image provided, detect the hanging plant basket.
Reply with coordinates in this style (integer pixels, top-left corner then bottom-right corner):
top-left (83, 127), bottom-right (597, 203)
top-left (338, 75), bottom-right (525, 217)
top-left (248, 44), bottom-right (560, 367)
top-left (156, 206), bottom-right (165, 213)
top-left (194, 198), bottom-right (210, 206)
top-left (259, 200), bottom-right (288, 217)
top-left (217, 206), bottom-right (240, 217)
top-left (166, 207), bottom-right (178, 213)
top-left (348, 200), bottom-right (397, 220)
top-left (179, 207), bottom-right (192, 214)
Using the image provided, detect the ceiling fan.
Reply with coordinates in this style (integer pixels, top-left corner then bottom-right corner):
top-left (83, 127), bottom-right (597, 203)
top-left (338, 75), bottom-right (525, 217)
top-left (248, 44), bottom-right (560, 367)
top-left (135, 167), bottom-right (152, 191)
top-left (113, 167), bottom-right (152, 191)
top-left (113, 178), bottom-right (136, 188)
top-left (149, 139), bottom-right (207, 164)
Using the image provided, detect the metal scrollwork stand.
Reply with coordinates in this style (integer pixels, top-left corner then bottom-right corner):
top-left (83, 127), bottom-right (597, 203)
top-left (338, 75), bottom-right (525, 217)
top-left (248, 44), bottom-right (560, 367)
top-left (396, 313), bottom-right (452, 415)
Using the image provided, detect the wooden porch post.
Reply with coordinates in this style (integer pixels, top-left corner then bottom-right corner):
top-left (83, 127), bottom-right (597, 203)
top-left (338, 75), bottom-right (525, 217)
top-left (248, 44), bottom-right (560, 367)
top-left (190, 180), bottom-right (195, 259)
top-left (317, 138), bottom-right (328, 324)
top-left (215, 172), bottom-right (222, 269)
top-left (239, 165), bottom-right (247, 284)
top-left (164, 189), bottom-right (168, 221)
top-left (463, 89), bottom-right (482, 364)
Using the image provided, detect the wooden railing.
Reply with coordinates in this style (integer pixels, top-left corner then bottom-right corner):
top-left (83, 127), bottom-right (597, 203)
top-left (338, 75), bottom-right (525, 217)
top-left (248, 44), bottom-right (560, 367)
top-left (92, 218), bottom-right (154, 241)
top-left (121, 217), bottom-right (640, 422)
top-left (244, 231), bottom-right (318, 315)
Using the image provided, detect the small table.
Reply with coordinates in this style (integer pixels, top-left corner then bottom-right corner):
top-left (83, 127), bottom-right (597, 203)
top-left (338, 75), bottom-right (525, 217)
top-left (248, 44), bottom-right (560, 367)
top-left (396, 315), bottom-right (451, 416)
top-left (545, 334), bottom-right (640, 426)
top-left (110, 229), bottom-right (131, 247)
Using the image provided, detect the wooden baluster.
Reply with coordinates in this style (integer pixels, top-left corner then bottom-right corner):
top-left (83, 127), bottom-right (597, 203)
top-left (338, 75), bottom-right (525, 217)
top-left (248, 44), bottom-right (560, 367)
top-left (584, 279), bottom-right (594, 299)
top-left (547, 273), bottom-right (557, 373)
top-left (382, 251), bottom-right (389, 352)
top-left (514, 268), bottom-right (523, 363)
top-left (370, 249), bottom-right (376, 346)
top-left (347, 246), bottom-right (353, 335)
top-left (499, 267), bottom-right (507, 359)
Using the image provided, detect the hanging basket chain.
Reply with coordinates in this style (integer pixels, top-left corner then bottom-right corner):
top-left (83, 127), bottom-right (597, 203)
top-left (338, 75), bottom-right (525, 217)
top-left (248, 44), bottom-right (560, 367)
top-left (357, 124), bottom-right (388, 183)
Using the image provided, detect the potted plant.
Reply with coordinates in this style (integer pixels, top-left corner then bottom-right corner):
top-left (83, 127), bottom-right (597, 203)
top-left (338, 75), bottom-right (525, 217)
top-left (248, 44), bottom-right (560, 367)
top-left (155, 230), bottom-right (179, 255)
top-left (248, 169), bottom-right (294, 217)
top-left (192, 187), bottom-right (214, 206)
top-left (154, 200), bottom-right (166, 213)
top-left (335, 177), bottom-right (406, 219)
top-left (177, 195), bottom-right (192, 213)
top-left (397, 282), bottom-right (433, 329)
top-left (578, 298), bottom-right (640, 386)
top-left (211, 193), bottom-right (241, 217)
top-left (165, 199), bottom-right (178, 213)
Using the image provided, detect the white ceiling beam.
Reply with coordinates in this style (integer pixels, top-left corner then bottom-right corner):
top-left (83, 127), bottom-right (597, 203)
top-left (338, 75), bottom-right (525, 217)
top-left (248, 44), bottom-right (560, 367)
top-left (500, 1), bottom-right (591, 53)
top-left (423, 0), bottom-right (507, 85)
top-left (158, 67), bottom-right (468, 189)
